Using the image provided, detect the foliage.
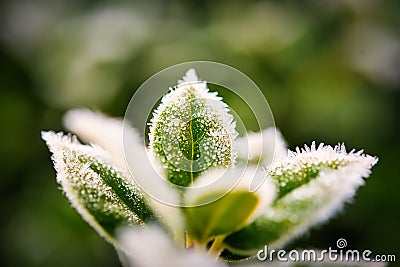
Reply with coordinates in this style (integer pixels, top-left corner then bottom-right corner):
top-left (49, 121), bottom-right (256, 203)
top-left (42, 70), bottom-right (378, 266)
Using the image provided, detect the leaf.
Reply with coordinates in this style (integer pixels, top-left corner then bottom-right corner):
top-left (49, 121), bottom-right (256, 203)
top-left (223, 144), bottom-right (378, 256)
top-left (185, 191), bottom-right (259, 245)
top-left (63, 108), bottom-right (185, 245)
top-left (41, 131), bottom-right (156, 243)
top-left (184, 166), bottom-right (275, 246)
top-left (268, 142), bottom-right (377, 199)
top-left (63, 108), bottom-right (137, 170)
top-left (149, 69), bottom-right (238, 187)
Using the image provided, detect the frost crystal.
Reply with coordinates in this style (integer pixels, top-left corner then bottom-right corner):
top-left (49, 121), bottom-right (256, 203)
top-left (149, 69), bottom-right (238, 187)
top-left (268, 142), bottom-right (378, 198)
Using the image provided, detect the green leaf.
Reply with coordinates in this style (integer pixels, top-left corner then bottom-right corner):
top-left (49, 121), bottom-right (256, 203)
top-left (42, 131), bottom-right (156, 243)
top-left (80, 155), bottom-right (156, 224)
top-left (223, 158), bottom-right (377, 256)
top-left (63, 108), bottom-right (185, 244)
top-left (185, 191), bottom-right (259, 244)
top-left (269, 142), bottom-right (376, 199)
top-left (149, 69), bottom-right (237, 187)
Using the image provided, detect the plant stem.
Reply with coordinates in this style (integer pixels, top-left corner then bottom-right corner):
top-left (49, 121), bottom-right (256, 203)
top-left (208, 236), bottom-right (225, 258)
top-left (186, 232), bottom-right (194, 248)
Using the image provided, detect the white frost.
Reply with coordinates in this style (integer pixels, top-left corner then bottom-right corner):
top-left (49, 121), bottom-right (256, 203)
top-left (236, 127), bottom-right (287, 167)
top-left (268, 142), bottom-right (378, 178)
top-left (118, 226), bottom-right (227, 267)
top-left (177, 68), bottom-right (199, 84)
top-left (63, 108), bottom-right (136, 170)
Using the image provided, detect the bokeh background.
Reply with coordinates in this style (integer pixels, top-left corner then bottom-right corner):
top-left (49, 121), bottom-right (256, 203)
top-left (0, 0), bottom-right (399, 266)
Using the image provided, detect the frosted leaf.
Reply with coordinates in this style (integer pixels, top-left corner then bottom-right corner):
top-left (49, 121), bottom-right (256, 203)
top-left (63, 108), bottom-right (140, 170)
top-left (63, 109), bottom-right (185, 244)
top-left (262, 163), bottom-right (376, 250)
top-left (268, 142), bottom-right (378, 199)
top-left (149, 69), bottom-right (238, 187)
top-left (223, 144), bottom-right (378, 255)
top-left (41, 131), bottom-right (156, 244)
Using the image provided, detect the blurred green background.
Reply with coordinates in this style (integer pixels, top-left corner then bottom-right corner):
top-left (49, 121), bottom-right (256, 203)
top-left (0, 0), bottom-right (399, 266)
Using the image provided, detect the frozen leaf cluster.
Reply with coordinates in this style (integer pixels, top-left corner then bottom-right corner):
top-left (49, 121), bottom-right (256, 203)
top-left (42, 69), bottom-right (378, 267)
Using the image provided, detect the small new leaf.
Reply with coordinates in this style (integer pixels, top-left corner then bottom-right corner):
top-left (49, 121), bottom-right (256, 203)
top-left (185, 191), bottom-right (259, 245)
top-left (184, 166), bottom-right (275, 249)
top-left (149, 69), bottom-right (238, 187)
top-left (41, 131), bottom-right (156, 243)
